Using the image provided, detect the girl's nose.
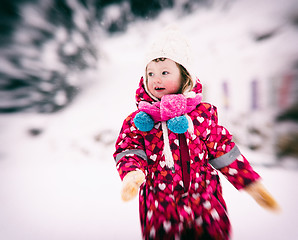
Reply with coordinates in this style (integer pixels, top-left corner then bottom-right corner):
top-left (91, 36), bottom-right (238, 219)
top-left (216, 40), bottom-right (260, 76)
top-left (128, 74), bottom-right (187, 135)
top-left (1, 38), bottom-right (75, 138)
top-left (154, 76), bottom-right (162, 83)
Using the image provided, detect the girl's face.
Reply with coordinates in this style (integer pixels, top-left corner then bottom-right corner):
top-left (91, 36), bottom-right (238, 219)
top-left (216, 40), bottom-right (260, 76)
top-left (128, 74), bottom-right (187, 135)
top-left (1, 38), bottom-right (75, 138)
top-left (146, 58), bottom-right (182, 99)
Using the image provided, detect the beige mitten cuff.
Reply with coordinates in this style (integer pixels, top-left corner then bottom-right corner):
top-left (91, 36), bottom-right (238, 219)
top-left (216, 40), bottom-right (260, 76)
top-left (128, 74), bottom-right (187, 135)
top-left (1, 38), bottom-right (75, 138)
top-left (121, 170), bottom-right (145, 202)
top-left (245, 181), bottom-right (280, 212)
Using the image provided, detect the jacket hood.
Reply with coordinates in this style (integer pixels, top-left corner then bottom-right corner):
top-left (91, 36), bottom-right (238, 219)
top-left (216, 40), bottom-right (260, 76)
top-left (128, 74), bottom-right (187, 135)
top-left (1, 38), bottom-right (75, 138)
top-left (135, 77), bottom-right (203, 106)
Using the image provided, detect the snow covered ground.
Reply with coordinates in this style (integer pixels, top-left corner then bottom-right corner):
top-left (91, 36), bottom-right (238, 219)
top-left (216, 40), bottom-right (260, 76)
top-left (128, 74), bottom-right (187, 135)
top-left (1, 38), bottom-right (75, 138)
top-left (1, 0), bottom-right (298, 239)
top-left (0, 115), bottom-right (297, 240)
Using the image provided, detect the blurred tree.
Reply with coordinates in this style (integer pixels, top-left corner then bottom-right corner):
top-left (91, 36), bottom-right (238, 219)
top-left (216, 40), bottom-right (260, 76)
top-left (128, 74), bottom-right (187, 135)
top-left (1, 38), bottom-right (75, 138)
top-left (0, 0), bottom-right (215, 113)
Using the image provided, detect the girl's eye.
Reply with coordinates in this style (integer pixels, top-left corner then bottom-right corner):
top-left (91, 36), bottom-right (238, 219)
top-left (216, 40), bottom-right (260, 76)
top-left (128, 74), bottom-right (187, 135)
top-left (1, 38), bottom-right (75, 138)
top-left (148, 72), bottom-right (154, 77)
top-left (162, 71), bottom-right (169, 75)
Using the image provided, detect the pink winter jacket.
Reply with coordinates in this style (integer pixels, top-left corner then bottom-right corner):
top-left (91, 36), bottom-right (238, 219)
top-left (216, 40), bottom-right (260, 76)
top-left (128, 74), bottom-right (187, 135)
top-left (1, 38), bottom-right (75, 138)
top-left (114, 78), bottom-right (260, 240)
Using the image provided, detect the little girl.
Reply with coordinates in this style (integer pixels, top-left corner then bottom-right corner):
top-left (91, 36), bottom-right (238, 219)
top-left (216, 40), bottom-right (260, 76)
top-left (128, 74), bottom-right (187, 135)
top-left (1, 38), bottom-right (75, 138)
top-left (113, 28), bottom-right (278, 240)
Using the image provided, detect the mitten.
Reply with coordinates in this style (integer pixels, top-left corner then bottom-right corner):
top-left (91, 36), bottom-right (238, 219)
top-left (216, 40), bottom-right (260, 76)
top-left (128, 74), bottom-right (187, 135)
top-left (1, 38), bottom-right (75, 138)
top-left (244, 181), bottom-right (280, 211)
top-left (121, 170), bottom-right (145, 202)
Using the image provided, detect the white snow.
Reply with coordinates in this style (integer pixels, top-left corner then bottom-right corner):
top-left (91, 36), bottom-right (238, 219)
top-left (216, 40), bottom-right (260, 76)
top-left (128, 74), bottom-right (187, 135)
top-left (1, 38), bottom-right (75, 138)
top-left (1, 0), bottom-right (298, 239)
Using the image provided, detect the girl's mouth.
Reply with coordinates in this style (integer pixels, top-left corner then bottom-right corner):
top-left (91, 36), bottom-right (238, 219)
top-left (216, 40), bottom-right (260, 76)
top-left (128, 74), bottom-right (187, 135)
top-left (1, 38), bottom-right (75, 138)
top-left (155, 87), bottom-right (165, 91)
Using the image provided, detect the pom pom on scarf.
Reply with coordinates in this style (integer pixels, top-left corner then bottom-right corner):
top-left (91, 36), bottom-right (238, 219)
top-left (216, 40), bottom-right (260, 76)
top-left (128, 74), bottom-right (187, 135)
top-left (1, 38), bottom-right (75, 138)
top-left (134, 111), bottom-right (154, 132)
top-left (167, 115), bottom-right (189, 134)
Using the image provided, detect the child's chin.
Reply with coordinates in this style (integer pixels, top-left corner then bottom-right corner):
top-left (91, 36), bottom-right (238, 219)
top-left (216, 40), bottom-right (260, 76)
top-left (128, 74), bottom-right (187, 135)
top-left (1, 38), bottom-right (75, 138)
top-left (152, 93), bottom-right (163, 99)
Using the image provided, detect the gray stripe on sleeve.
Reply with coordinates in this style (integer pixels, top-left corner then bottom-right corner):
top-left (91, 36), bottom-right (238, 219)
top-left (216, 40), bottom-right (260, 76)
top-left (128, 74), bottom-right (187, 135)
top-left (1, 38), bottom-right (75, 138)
top-left (115, 149), bottom-right (148, 163)
top-left (209, 145), bottom-right (241, 169)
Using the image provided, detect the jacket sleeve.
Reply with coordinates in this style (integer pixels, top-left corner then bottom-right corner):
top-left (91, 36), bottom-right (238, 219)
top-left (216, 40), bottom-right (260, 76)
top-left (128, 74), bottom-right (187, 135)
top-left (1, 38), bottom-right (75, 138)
top-left (203, 104), bottom-right (260, 190)
top-left (113, 112), bottom-right (148, 180)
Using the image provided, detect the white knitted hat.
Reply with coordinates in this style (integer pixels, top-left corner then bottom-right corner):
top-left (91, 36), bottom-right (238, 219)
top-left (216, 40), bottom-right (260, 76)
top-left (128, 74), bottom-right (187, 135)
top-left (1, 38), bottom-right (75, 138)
top-left (145, 26), bottom-right (195, 82)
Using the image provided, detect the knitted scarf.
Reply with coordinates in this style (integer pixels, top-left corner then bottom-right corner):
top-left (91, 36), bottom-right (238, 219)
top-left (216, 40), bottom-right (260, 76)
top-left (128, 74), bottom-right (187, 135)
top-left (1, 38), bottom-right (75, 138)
top-left (134, 92), bottom-right (202, 170)
top-left (138, 93), bottom-right (202, 122)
